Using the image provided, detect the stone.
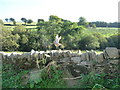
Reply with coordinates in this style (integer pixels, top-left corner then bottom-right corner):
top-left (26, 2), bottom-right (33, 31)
top-left (61, 57), bottom-right (71, 62)
top-left (71, 57), bottom-right (81, 64)
top-left (85, 51), bottom-right (89, 61)
top-left (80, 61), bottom-right (91, 66)
top-left (104, 47), bottom-right (119, 59)
top-left (80, 51), bottom-right (89, 61)
top-left (67, 64), bottom-right (90, 77)
top-left (89, 50), bottom-right (97, 60)
top-left (96, 53), bottom-right (104, 63)
top-left (80, 53), bottom-right (86, 60)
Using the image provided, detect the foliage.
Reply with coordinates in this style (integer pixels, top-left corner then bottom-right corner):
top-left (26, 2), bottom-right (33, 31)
top-left (2, 63), bottom-right (29, 88)
top-left (0, 26), bottom-right (20, 51)
top-left (2, 63), bottom-right (67, 88)
top-left (21, 18), bottom-right (27, 25)
top-left (0, 19), bottom-right (4, 25)
top-left (2, 62), bottom-right (120, 88)
top-left (91, 21), bottom-right (118, 27)
top-left (79, 34), bottom-right (100, 50)
top-left (78, 17), bottom-right (87, 26)
top-left (107, 34), bottom-right (120, 48)
top-left (77, 72), bottom-right (120, 89)
top-left (9, 18), bottom-right (16, 25)
top-left (1, 16), bottom-right (119, 51)
top-left (27, 19), bottom-right (33, 24)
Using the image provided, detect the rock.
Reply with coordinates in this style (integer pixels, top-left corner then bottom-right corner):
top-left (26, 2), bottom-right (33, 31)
top-left (61, 57), bottom-right (71, 63)
top-left (29, 69), bottom-right (42, 83)
top-left (67, 64), bottom-right (90, 77)
top-left (80, 53), bottom-right (86, 60)
top-left (104, 47), bottom-right (119, 59)
top-left (80, 61), bottom-right (91, 66)
top-left (71, 57), bottom-right (81, 64)
top-left (80, 51), bottom-right (89, 61)
top-left (22, 52), bottom-right (31, 60)
top-left (96, 53), bottom-right (104, 63)
top-left (89, 50), bottom-right (97, 60)
top-left (77, 50), bottom-right (82, 55)
top-left (30, 49), bottom-right (35, 55)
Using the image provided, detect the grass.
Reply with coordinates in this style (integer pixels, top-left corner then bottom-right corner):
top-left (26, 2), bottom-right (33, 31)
top-left (86, 27), bottom-right (118, 37)
top-left (4, 22), bottom-right (37, 25)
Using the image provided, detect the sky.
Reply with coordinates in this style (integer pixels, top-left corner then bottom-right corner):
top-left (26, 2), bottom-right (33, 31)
top-left (0, 0), bottom-right (119, 22)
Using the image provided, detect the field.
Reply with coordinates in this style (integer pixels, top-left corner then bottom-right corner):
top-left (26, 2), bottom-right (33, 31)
top-left (85, 27), bottom-right (118, 37)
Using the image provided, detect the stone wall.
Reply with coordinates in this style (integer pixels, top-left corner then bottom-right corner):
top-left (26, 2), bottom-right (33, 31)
top-left (0, 47), bottom-right (120, 76)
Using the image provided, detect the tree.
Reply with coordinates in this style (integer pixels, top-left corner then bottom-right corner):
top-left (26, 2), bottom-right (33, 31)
top-left (49, 15), bottom-right (61, 23)
top-left (79, 34), bottom-right (100, 50)
top-left (78, 17), bottom-right (87, 26)
top-left (92, 24), bottom-right (96, 28)
top-left (91, 21), bottom-right (107, 27)
top-left (107, 34), bottom-right (119, 48)
top-left (38, 19), bottom-right (44, 23)
top-left (1, 26), bottom-right (20, 51)
top-left (12, 25), bottom-right (26, 35)
top-left (92, 32), bottom-right (107, 49)
top-left (21, 18), bottom-right (27, 25)
top-left (27, 19), bottom-right (33, 24)
top-left (0, 19), bottom-right (4, 25)
top-left (5, 18), bottom-right (8, 22)
top-left (9, 18), bottom-right (16, 25)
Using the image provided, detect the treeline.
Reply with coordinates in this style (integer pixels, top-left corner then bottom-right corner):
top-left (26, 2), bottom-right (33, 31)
top-left (0, 15), bottom-right (119, 51)
top-left (90, 21), bottom-right (119, 28)
top-left (4, 17), bottom-right (119, 28)
top-left (4, 18), bottom-right (33, 26)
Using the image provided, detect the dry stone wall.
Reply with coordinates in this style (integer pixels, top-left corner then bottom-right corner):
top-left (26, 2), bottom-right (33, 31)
top-left (0, 47), bottom-right (120, 76)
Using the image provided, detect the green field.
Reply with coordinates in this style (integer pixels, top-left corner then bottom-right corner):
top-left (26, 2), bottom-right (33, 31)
top-left (84, 27), bottom-right (118, 37)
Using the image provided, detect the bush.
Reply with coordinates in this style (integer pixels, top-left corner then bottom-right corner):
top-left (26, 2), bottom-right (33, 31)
top-left (79, 34), bottom-right (100, 50)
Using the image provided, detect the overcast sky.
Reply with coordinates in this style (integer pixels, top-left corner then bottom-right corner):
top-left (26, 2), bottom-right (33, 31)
top-left (0, 0), bottom-right (119, 22)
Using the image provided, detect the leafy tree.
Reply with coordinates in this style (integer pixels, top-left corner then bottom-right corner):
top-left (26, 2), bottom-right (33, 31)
top-left (12, 25), bottom-right (26, 35)
top-left (79, 34), bottom-right (100, 50)
top-left (92, 32), bottom-right (108, 49)
top-left (27, 19), bottom-right (33, 24)
top-left (5, 18), bottom-right (8, 22)
top-left (0, 19), bottom-right (4, 25)
top-left (92, 24), bottom-right (96, 28)
top-left (91, 21), bottom-right (107, 27)
top-left (49, 15), bottom-right (62, 23)
top-left (38, 19), bottom-right (44, 23)
top-left (78, 17), bottom-right (87, 26)
top-left (1, 26), bottom-right (20, 51)
top-left (107, 34), bottom-right (119, 48)
top-left (9, 18), bottom-right (16, 25)
top-left (21, 18), bottom-right (27, 25)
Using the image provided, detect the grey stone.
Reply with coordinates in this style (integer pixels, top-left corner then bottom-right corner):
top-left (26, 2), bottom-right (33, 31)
top-left (71, 57), bottom-right (81, 64)
top-left (89, 50), bottom-right (97, 60)
top-left (104, 47), bottom-right (119, 59)
top-left (80, 53), bottom-right (86, 60)
top-left (96, 53), bottom-right (104, 63)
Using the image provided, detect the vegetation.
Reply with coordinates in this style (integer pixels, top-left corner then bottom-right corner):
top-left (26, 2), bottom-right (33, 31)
top-left (2, 63), bottom-right (67, 88)
top-left (0, 15), bottom-right (119, 51)
top-left (1, 15), bottom-right (119, 89)
top-left (2, 62), bottom-right (120, 89)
